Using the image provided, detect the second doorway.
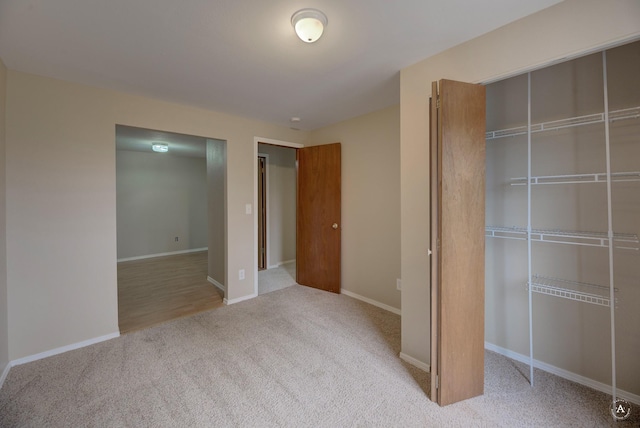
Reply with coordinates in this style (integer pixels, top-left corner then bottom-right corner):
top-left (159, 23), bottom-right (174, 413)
top-left (257, 143), bottom-right (297, 294)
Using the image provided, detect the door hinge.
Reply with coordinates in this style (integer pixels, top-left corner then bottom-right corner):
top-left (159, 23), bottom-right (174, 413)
top-left (436, 98), bottom-right (440, 109)
top-left (436, 238), bottom-right (441, 251)
top-left (435, 374), bottom-right (439, 389)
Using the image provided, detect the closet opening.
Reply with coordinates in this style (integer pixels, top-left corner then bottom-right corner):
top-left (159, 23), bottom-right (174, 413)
top-left (484, 39), bottom-right (640, 405)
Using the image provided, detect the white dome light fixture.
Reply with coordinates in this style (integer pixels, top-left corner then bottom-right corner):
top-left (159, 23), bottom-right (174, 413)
top-left (291, 8), bottom-right (328, 43)
top-left (152, 143), bottom-right (169, 153)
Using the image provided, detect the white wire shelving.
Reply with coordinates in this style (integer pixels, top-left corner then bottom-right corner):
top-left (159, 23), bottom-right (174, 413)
top-left (526, 275), bottom-right (617, 307)
top-left (485, 51), bottom-right (635, 403)
top-left (485, 226), bottom-right (640, 250)
top-left (510, 171), bottom-right (640, 186)
top-left (485, 106), bottom-right (640, 140)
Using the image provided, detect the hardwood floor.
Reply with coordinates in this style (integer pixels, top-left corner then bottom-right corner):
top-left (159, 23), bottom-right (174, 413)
top-left (117, 251), bottom-right (224, 333)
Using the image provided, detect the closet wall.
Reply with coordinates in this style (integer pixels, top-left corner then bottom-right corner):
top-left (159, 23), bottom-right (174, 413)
top-left (485, 40), bottom-right (639, 398)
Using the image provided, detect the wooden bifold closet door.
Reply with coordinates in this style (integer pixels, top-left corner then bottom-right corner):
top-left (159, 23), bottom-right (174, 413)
top-left (430, 79), bottom-right (486, 406)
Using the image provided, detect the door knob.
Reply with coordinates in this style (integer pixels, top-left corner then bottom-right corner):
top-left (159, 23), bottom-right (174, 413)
top-left (332, 223), bottom-right (339, 229)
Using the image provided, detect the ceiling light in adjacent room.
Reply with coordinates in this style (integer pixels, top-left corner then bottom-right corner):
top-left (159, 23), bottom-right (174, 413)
top-left (152, 143), bottom-right (169, 153)
top-left (291, 9), bottom-right (328, 43)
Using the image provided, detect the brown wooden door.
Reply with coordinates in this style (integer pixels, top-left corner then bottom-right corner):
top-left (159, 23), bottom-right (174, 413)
top-left (296, 143), bottom-right (341, 293)
top-left (430, 79), bottom-right (486, 406)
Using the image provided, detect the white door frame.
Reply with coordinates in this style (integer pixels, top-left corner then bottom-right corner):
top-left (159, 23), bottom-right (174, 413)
top-left (253, 137), bottom-right (304, 296)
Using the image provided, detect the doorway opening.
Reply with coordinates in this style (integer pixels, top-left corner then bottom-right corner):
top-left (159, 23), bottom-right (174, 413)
top-left (115, 125), bottom-right (227, 333)
top-left (254, 138), bottom-right (342, 297)
top-left (256, 143), bottom-right (298, 295)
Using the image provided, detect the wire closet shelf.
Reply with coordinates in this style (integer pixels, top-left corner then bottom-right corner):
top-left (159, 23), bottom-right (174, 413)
top-left (485, 226), bottom-right (640, 250)
top-left (526, 275), bottom-right (618, 307)
top-left (485, 106), bottom-right (640, 140)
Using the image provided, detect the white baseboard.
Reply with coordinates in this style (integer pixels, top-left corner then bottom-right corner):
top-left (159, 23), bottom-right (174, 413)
top-left (224, 293), bottom-right (258, 305)
top-left (400, 352), bottom-right (430, 372)
top-left (485, 342), bottom-right (640, 405)
top-left (11, 332), bottom-right (120, 367)
top-left (0, 361), bottom-right (10, 391)
top-left (117, 247), bottom-right (208, 262)
top-left (340, 289), bottom-right (401, 315)
top-left (267, 259), bottom-right (296, 270)
top-left (207, 276), bottom-right (225, 292)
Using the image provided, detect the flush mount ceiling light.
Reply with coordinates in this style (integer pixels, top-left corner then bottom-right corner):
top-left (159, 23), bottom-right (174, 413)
top-left (152, 143), bottom-right (169, 153)
top-left (291, 8), bottom-right (328, 43)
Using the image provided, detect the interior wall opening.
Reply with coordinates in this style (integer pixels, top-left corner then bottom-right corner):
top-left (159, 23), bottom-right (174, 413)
top-left (115, 124), bottom-right (227, 333)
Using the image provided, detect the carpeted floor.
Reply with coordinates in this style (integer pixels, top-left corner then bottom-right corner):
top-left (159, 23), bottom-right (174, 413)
top-left (258, 262), bottom-right (297, 295)
top-left (0, 285), bottom-right (637, 427)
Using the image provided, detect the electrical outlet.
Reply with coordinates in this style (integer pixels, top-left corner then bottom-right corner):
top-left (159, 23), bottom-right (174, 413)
top-left (239, 269), bottom-right (245, 280)
top-left (396, 279), bottom-right (402, 290)
top-left (245, 204), bottom-right (252, 215)
top-left (175, 236), bottom-right (179, 242)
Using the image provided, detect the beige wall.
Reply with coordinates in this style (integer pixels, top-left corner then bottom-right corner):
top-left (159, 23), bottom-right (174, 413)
top-left (116, 150), bottom-right (208, 259)
top-left (207, 139), bottom-right (227, 287)
top-left (400, 0), bottom-right (640, 366)
top-left (257, 143), bottom-right (296, 268)
top-left (5, 71), bottom-right (307, 360)
top-left (0, 58), bottom-right (8, 376)
top-left (311, 105), bottom-right (401, 311)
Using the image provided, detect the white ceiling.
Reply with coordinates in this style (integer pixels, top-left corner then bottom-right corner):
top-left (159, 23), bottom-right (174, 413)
top-left (0, 0), bottom-right (561, 131)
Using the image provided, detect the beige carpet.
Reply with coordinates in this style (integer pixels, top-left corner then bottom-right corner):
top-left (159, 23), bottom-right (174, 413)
top-left (0, 285), bottom-right (637, 427)
top-left (258, 262), bottom-right (297, 295)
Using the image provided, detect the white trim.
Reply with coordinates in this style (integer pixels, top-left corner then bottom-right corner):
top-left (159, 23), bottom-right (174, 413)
top-left (117, 247), bottom-right (207, 262)
top-left (254, 137), bottom-right (304, 149)
top-left (223, 292), bottom-right (258, 305)
top-left (341, 289), bottom-right (401, 315)
top-left (485, 342), bottom-right (640, 406)
top-left (0, 362), bottom-right (11, 390)
top-left (253, 141), bottom-right (259, 297)
top-left (207, 276), bottom-right (225, 292)
top-left (399, 352), bottom-right (430, 372)
top-left (11, 332), bottom-right (120, 367)
top-left (253, 137), bottom-right (302, 299)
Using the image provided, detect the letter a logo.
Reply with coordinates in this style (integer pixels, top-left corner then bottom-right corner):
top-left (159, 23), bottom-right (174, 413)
top-left (610, 399), bottom-right (631, 421)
